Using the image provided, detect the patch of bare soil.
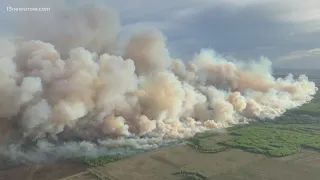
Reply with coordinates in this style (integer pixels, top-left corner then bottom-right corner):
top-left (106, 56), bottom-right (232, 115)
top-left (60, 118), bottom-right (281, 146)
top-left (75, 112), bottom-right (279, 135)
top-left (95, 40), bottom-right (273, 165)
top-left (0, 160), bottom-right (87, 180)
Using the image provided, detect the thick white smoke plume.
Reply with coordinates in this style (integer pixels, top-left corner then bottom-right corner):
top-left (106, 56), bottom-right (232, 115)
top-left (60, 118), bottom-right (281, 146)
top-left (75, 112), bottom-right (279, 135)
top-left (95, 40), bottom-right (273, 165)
top-left (0, 2), bottom-right (317, 162)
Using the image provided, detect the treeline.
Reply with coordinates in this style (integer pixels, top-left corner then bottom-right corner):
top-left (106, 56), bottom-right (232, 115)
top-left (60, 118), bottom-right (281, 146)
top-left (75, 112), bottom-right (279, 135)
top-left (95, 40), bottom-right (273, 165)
top-left (87, 168), bottom-right (110, 180)
top-left (187, 133), bottom-right (230, 154)
top-left (172, 170), bottom-right (207, 180)
top-left (269, 111), bottom-right (320, 124)
top-left (79, 155), bottom-right (127, 167)
top-left (220, 125), bottom-right (320, 157)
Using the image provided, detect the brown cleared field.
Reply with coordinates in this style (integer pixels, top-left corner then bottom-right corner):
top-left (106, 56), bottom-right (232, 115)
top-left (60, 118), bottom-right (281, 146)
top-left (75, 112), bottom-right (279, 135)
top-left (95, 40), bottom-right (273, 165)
top-left (57, 134), bottom-right (320, 180)
top-left (1, 142), bottom-right (319, 180)
top-left (3, 119), bottom-right (320, 180)
top-left (210, 158), bottom-right (320, 180)
top-left (1, 126), bottom-right (320, 180)
top-left (1, 71), bottom-right (319, 180)
top-left (0, 160), bottom-right (87, 180)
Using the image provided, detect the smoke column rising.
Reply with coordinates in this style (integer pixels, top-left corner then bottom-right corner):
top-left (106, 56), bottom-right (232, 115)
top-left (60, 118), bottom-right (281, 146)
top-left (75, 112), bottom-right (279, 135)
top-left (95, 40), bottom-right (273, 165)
top-left (0, 2), bottom-right (317, 163)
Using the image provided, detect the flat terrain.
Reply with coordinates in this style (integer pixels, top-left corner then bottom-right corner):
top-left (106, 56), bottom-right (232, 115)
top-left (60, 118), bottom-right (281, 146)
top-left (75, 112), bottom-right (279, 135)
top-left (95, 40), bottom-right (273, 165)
top-left (59, 137), bottom-right (320, 180)
top-left (3, 142), bottom-right (319, 180)
top-left (1, 123), bottom-right (320, 180)
top-left (0, 160), bottom-right (87, 180)
top-left (1, 72), bottom-right (320, 180)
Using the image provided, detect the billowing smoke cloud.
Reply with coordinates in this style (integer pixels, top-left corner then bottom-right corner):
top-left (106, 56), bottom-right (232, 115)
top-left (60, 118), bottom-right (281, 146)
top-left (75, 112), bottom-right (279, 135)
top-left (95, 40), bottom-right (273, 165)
top-left (0, 2), bottom-right (317, 163)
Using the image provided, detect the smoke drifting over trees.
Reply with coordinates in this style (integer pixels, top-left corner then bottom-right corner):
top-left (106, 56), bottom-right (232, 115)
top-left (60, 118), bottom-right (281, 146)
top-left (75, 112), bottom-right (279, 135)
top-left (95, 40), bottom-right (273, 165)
top-left (0, 2), bottom-right (317, 162)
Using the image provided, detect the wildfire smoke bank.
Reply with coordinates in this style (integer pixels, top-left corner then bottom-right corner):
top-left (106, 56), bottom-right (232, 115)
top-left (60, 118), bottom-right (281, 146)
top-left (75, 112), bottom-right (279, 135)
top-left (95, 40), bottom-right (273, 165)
top-left (0, 2), bottom-right (317, 162)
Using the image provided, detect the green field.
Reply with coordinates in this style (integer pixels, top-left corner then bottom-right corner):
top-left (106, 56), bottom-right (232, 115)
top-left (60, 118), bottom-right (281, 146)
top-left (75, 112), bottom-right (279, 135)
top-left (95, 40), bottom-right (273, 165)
top-left (220, 124), bottom-right (320, 156)
top-left (57, 88), bottom-right (320, 180)
top-left (190, 87), bottom-right (320, 157)
top-left (43, 77), bottom-right (320, 180)
top-left (79, 86), bottom-right (320, 168)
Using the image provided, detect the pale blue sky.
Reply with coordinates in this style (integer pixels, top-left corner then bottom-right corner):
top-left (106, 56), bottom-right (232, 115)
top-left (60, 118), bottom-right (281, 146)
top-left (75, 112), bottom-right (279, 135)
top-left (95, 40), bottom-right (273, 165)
top-left (1, 0), bottom-right (320, 69)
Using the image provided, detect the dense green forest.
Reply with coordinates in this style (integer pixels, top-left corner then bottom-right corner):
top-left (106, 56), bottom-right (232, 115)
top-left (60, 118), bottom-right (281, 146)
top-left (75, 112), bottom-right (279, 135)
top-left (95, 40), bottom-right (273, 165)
top-left (81, 82), bottom-right (320, 166)
top-left (188, 87), bottom-right (320, 157)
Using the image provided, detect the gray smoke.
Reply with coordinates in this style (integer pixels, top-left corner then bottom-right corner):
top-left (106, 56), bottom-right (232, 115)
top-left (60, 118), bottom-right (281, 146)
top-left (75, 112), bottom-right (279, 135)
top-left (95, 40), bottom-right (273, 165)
top-left (0, 2), bottom-right (317, 163)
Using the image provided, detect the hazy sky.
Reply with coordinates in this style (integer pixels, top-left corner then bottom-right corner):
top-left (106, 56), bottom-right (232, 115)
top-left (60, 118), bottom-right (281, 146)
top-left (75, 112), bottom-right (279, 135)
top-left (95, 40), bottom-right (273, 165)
top-left (1, 0), bottom-right (320, 69)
